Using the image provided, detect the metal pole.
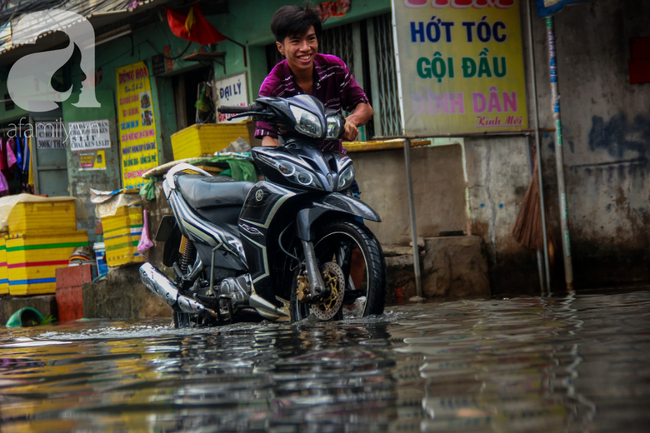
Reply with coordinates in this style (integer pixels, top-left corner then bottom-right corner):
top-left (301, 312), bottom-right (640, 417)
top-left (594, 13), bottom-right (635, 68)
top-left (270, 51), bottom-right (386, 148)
top-left (546, 16), bottom-right (574, 291)
top-left (403, 139), bottom-right (422, 298)
top-left (526, 0), bottom-right (551, 293)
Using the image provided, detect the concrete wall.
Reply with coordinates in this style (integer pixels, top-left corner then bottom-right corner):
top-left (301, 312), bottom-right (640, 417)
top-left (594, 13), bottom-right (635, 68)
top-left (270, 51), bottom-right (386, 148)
top-left (526, 0), bottom-right (650, 289)
top-left (353, 135), bottom-right (539, 294)
top-left (354, 143), bottom-right (467, 246)
top-left (464, 135), bottom-right (539, 292)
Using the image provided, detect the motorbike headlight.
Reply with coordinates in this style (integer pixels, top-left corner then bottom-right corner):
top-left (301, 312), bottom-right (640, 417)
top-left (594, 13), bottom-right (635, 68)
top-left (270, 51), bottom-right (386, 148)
top-left (290, 105), bottom-right (322, 138)
top-left (325, 113), bottom-right (344, 140)
top-left (337, 164), bottom-right (356, 191)
top-left (259, 155), bottom-right (324, 190)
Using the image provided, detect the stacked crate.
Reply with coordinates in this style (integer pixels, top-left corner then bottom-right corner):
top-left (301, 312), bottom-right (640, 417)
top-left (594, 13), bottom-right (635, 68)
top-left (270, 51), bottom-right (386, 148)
top-left (171, 121), bottom-right (254, 160)
top-left (6, 200), bottom-right (88, 296)
top-left (0, 231), bottom-right (7, 295)
top-left (101, 203), bottom-right (144, 267)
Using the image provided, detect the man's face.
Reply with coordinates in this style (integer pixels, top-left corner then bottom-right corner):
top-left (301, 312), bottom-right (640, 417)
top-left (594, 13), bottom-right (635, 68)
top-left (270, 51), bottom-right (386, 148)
top-left (277, 26), bottom-right (318, 75)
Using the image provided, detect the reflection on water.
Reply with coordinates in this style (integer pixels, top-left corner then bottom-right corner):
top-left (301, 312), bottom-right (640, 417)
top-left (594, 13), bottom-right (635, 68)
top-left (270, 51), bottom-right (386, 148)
top-left (1, 289), bottom-right (649, 432)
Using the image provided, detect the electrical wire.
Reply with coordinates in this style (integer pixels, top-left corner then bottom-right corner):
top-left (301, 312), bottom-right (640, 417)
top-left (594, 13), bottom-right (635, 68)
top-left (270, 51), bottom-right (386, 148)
top-left (163, 40), bottom-right (192, 60)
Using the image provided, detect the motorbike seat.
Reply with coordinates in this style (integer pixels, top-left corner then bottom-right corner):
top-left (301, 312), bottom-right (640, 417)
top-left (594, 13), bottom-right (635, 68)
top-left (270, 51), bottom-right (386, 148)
top-left (176, 175), bottom-right (255, 210)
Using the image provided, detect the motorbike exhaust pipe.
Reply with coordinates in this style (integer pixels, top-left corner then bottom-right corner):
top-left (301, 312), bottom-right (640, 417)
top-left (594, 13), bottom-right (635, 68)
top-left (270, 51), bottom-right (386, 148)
top-left (140, 263), bottom-right (179, 307)
top-left (139, 263), bottom-right (217, 317)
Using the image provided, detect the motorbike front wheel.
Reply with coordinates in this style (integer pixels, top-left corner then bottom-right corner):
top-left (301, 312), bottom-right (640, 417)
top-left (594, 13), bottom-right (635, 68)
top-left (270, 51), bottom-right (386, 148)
top-left (290, 219), bottom-right (387, 322)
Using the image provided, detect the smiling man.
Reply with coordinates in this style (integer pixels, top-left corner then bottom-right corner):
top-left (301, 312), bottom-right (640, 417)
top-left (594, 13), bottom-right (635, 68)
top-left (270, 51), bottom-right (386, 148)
top-left (255, 4), bottom-right (373, 293)
top-left (255, 4), bottom-right (373, 150)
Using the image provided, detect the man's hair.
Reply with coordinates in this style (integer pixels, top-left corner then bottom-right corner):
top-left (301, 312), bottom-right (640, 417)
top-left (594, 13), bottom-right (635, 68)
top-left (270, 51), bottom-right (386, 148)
top-left (271, 4), bottom-right (322, 44)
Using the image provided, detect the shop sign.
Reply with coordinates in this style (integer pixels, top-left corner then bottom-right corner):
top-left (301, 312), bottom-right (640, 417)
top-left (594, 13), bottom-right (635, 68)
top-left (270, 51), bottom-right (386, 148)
top-left (68, 119), bottom-right (111, 151)
top-left (116, 61), bottom-right (159, 188)
top-left (35, 121), bottom-right (65, 149)
top-left (78, 150), bottom-right (107, 170)
top-left (392, 0), bottom-right (528, 135)
top-left (152, 46), bottom-right (175, 76)
top-left (214, 72), bottom-right (248, 123)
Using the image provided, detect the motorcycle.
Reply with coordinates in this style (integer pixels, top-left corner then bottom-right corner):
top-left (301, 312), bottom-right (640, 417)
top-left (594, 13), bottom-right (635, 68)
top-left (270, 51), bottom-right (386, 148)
top-left (139, 94), bottom-right (387, 327)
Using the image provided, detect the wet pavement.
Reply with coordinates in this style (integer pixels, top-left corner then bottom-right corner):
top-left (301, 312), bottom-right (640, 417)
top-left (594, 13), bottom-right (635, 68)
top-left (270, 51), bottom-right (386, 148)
top-left (1, 288), bottom-right (649, 432)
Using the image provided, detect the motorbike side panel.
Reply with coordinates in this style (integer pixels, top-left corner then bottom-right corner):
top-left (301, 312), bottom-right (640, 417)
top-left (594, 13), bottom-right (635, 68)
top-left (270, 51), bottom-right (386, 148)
top-left (168, 191), bottom-right (248, 271)
top-left (239, 181), bottom-right (301, 306)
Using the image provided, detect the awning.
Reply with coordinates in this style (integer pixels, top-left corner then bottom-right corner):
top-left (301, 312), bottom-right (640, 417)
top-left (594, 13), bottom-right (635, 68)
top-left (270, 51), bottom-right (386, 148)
top-left (0, 0), bottom-right (171, 66)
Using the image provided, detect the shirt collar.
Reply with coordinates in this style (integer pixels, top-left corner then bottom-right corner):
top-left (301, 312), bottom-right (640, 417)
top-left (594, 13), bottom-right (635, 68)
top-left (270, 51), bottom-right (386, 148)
top-left (281, 54), bottom-right (325, 90)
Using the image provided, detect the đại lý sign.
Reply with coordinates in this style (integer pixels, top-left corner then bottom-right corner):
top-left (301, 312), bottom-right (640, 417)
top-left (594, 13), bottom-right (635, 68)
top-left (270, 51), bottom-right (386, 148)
top-left (214, 72), bottom-right (249, 123)
top-left (116, 61), bottom-right (159, 188)
top-left (392, 0), bottom-right (528, 135)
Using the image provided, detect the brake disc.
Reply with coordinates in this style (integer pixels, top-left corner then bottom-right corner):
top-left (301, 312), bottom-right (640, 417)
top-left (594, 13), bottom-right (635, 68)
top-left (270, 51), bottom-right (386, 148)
top-left (311, 262), bottom-right (345, 321)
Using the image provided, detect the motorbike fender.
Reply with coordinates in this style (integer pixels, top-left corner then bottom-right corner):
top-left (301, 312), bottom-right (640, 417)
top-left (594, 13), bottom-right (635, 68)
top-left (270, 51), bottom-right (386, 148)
top-left (296, 192), bottom-right (381, 241)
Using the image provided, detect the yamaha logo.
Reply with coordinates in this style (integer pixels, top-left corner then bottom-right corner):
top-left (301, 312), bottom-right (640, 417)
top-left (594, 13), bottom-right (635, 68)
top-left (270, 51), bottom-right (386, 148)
top-left (255, 189), bottom-right (264, 202)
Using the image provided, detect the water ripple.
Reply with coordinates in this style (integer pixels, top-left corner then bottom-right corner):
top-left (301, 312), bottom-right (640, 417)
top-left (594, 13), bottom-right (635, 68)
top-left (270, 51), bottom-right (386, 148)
top-left (0, 289), bottom-right (649, 431)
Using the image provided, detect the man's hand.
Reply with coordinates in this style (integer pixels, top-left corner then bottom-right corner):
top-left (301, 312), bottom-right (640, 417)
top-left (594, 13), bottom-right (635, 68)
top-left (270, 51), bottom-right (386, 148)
top-left (343, 103), bottom-right (373, 142)
top-left (262, 136), bottom-right (279, 146)
top-left (342, 120), bottom-right (359, 142)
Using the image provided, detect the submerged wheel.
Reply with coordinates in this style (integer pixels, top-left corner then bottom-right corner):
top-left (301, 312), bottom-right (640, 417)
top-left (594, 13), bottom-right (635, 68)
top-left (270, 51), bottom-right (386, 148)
top-left (290, 219), bottom-right (387, 322)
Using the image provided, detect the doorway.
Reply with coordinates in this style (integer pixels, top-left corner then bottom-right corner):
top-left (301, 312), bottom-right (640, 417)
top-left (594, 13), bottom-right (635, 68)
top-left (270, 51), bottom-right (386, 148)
top-left (172, 67), bottom-right (213, 130)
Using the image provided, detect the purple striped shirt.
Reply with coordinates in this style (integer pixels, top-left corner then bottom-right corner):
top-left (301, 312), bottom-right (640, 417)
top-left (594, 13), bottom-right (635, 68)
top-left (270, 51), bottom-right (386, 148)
top-left (255, 54), bottom-right (369, 153)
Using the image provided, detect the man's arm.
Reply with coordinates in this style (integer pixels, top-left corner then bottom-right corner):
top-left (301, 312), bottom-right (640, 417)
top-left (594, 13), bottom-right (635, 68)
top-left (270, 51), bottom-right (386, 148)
top-left (343, 102), bottom-right (373, 142)
top-left (255, 67), bottom-right (282, 145)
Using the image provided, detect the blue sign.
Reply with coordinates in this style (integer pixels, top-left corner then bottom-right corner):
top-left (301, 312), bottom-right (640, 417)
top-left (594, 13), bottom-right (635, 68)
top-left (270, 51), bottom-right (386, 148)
top-left (536, 0), bottom-right (592, 18)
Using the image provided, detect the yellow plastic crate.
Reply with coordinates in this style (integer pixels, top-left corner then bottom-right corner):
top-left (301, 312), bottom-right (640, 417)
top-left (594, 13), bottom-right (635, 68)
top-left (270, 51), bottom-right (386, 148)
top-left (8, 201), bottom-right (77, 234)
top-left (171, 121), bottom-right (254, 160)
top-left (101, 205), bottom-right (144, 267)
top-left (105, 243), bottom-right (144, 267)
top-left (7, 231), bottom-right (89, 296)
top-left (0, 232), bottom-right (7, 295)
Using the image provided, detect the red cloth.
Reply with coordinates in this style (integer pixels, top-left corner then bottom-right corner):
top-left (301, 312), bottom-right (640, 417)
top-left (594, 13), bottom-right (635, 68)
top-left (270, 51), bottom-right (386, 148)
top-left (166, 5), bottom-right (226, 44)
top-left (0, 138), bottom-right (5, 171)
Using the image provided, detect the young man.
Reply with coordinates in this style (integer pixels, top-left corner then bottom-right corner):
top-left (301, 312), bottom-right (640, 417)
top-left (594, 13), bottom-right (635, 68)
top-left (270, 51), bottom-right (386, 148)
top-left (255, 4), bottom-right (373, 147)
top-left (255, 5), bottom-right (373, 293)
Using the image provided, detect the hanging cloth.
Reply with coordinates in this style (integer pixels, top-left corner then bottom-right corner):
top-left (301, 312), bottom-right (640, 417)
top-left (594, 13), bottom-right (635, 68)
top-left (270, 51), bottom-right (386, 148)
top-left (15, 135), bottom-right (23, 178)
top-left (27, 136), bottom-right (34, 191)
top-left (22, 134), bottom-right (29, 172)
top-left (0, 137), bottom-right (5, 171)
top-left (21, 133), bottom-right (30, 192)
top-left (0, 170), bottom-right (8, 196)
top-left (6, 137), bottom-right (17, 168)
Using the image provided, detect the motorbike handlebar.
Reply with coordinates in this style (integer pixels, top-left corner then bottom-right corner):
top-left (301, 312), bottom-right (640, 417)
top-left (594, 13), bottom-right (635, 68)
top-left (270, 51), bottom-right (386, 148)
top-left (217, 103), bottom-right (263, 114)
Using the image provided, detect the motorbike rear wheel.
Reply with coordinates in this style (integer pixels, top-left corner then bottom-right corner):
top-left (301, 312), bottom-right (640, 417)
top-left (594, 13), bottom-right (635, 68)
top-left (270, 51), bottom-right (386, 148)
top-left (290, 219), bottom-right (387, 322)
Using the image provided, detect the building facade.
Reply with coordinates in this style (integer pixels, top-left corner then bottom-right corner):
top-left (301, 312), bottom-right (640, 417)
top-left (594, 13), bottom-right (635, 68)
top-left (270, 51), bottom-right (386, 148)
top-left (0, 0), bottom-right (647, 293)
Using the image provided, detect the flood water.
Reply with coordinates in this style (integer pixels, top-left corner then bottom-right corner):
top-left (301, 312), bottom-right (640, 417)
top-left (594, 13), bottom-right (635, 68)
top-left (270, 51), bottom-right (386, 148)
top-left (1, 289), bottom-right (649, 432)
